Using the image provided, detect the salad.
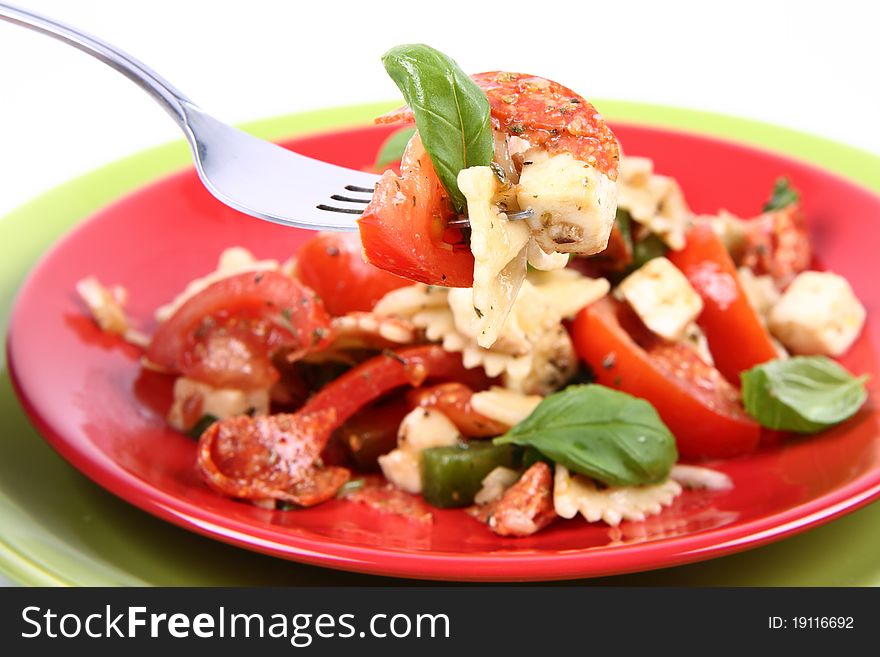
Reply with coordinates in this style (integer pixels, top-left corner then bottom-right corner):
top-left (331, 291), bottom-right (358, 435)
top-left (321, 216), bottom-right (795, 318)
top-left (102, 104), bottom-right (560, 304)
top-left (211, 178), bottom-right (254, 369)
top-left (77, 45), bottom-right (869, 537)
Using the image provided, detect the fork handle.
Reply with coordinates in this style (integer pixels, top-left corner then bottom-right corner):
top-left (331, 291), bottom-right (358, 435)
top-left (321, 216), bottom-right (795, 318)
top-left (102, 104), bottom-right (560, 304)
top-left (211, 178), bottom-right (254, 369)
top-left (0, 2), bottom-right (194, 127)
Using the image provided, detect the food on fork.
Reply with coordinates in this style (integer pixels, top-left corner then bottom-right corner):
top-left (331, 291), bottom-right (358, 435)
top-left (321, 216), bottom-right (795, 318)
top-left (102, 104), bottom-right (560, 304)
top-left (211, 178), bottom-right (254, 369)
top-left (362, 45), bottom-right (620, 348)
top-left (76, 45), bottom-right (868, 538)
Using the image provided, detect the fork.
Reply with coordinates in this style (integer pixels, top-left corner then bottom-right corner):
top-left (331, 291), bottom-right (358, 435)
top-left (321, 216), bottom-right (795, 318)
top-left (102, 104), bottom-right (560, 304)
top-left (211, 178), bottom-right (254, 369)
top-left (0, 2), bottom-right (384, 232)
top-left (0, 3), bottom-right (537, 232)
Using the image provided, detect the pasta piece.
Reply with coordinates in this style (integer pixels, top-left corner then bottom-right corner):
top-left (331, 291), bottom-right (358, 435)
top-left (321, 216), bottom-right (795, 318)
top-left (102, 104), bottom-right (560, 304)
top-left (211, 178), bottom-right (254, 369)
top-left (669, 464), bottom-right (733, 491)
top-left (374, 277), bottom-right (600, 395)
top-left (470, 387), bottom-right (543, 427)
top-left (373, 282), bottom-right (449, 317)
top-left (329, 312), bottom-right (416, 348)
top-left (75, 276), bottom-right (149, 347)
top-left (527, 241), bottom-right (569, 271)
top-left (617, 155), bottom-right (690, 250)
top-left (458, 165), bottom-right (530, 349)
top-left (167, 376), bottom-right (270, 432)
top-left (474, 466), bottom-right (520, 505)
top-left (526, 268), bottom-right (610, 319)
top-left (553, 465), bottom-right (682, 526)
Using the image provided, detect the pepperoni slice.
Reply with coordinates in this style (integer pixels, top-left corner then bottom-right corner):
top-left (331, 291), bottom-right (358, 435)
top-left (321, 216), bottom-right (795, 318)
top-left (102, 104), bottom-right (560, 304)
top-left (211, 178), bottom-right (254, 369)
top-left (197, 410), bottom-right (350, 506)
top-left (377, 71), bottom-right (619, 181)
top-left (471, 462), bottom-right (557, 537)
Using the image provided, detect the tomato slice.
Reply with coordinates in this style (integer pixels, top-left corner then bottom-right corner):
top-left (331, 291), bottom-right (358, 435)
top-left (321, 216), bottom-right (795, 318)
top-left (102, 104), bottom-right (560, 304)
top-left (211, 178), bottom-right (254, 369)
top-left (358, 134), bottom-right (475, 287)
top-left (667, 223), bottom-right (777, 384)
top-left (572, 297), bottom-right (760, 459)
top-left (147, 271), bottom-right (333, 389)
top-left (407, 383), bottom-right (507, 438)
top-left (294, 232), bottom-right (410, 316)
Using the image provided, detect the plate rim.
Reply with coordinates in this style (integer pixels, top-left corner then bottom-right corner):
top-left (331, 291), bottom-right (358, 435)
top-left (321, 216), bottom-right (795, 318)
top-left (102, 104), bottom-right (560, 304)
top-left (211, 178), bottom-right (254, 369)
top-left (4, 100), bottom-right (880, 583)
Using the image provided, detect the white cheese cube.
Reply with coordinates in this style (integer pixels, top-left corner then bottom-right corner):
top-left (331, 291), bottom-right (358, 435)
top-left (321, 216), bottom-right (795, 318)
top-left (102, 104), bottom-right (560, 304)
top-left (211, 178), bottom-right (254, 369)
top-left (378, 407), bottom-right (460, 494)
top-left (768, 271), bottom-right (865, 356)
top-left (618, 257), bottom-right (704, 341)
top-left (397, 407), bottom-right (461, 452)
top-left (517, 149), bottom-right (617, 255)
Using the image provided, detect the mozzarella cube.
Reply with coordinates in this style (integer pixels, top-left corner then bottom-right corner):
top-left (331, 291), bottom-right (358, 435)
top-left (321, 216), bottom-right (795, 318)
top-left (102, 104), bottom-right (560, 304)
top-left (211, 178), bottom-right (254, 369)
top-left (397, 407), bottom-right (461, 452)
top-left (517, 150), bottom-right (617, 255)
top-left (376, 449), bottom-right (421, 495)
top-left (378, 407), bottom-right (460, 494)
top-left (618, 257), bottom-right (703, 341)
top-left (768, 271), bottom-right (865, 356)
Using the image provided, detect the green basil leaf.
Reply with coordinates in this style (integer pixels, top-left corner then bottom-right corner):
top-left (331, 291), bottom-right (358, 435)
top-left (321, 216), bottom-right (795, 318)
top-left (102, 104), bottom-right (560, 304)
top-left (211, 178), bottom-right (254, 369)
top-left (186, 414), bottom-right (218, 439)
top-left (741, 356), bottom-right (868, 433)
top-left (494, 385), bottom-right (678, 486)
top-left (631, 234), bottom-right (668, 270)
top-left (374, 127), bottom-right (416, 169)
top-left (382, 44), bottom-right (493, 212)
top-left (763, 177), bottom-right (800, 212)
top-left (615, 207), bottom-right (633, 251)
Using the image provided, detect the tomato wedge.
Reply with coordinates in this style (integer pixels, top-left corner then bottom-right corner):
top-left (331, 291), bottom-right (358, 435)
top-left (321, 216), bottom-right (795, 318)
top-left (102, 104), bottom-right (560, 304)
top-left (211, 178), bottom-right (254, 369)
top-left (667, 223), bottom-right (777, 383)
top-left (147, 271), bottom-right (333, 389)
top-left (572, 297), bottom-right (760, 459)
top-left (294, 232), bottom-right (410, 316)
top-left (358, 134), bottom-right (475, 287)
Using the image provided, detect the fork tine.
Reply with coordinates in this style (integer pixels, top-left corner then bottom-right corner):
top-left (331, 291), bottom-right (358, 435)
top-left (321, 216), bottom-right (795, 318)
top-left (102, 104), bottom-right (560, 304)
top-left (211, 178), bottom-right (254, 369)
top-left (316, 205), bottom-right (363, 215)
top-left (345, 185), bottom-right (375, 193)
top-left (330, 195), bottom-right (371, 203)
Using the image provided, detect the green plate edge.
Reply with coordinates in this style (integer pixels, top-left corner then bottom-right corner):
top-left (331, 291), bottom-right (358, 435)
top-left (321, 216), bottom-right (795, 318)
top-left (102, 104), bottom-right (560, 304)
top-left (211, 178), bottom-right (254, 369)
top-left (2, 100), bottom-right (880, 587)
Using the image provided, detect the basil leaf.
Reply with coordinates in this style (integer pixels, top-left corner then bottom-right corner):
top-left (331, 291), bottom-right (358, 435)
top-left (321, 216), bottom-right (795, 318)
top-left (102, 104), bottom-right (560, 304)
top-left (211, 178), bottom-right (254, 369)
top-left (494, 385), bottom-right (678, 486)
top-left (763, 177), bottom-right (800, 212)
top-left (374, 127), bottom-right (416, 169)
top-left (741, 356), bottom-right (868, 433)
top-left (615, 207), bottom-right (633, 251)
top-left (186, 414), bottom-right (218, 439)
top-left (382, 44), bottom-right (493, 212)
top-left (631, 234), bottom-right (668, 270)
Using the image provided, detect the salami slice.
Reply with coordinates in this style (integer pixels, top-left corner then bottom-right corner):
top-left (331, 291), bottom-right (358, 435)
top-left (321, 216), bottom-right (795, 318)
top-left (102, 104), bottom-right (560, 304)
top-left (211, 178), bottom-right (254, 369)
top-left (378, 71), bottom-right (619, 180)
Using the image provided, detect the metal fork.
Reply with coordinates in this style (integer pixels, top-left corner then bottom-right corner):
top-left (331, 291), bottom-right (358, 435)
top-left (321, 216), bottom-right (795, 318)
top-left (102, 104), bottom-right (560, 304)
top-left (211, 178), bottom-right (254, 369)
top-left (0, 2), bottom-right (382, 232)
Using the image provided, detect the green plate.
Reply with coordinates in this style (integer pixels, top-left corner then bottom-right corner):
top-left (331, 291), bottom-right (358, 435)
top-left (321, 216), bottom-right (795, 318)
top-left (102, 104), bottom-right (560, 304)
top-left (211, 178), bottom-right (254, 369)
top-left (3, 102), bottom-right (880, 586)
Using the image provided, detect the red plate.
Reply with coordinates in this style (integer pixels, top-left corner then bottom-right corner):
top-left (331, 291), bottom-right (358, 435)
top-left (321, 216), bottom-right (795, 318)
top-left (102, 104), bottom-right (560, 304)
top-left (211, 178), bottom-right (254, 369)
top-left (7, 123), bottom-right (880, 581)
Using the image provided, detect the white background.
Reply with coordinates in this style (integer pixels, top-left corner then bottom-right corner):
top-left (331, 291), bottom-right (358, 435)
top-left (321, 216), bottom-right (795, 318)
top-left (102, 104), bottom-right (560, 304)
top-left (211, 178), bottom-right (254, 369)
top-left (0, 0), bottom-right (878, 585)
top-left (1, 0), bottom-right (879, 219)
